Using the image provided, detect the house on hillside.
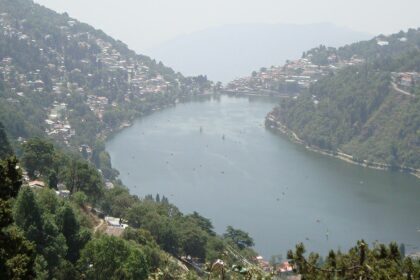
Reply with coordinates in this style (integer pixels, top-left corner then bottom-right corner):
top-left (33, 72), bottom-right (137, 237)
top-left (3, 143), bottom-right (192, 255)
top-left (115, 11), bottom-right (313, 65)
top-left (105, 216), bottom-right (128, 229)
top-left (28, 180), bottom-right (45, 189)
top-left (55, 190), bottom-right (70, 198)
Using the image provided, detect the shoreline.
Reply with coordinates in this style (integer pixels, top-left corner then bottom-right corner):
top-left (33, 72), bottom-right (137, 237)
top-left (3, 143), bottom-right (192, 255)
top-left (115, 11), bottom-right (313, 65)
top-left (100, 93), bottom-right (219, 142)
top-left (265, 113), bottom-right (420, 180)
top-left (103, 95), bottom-right (420, 182)
top-left (222, 90), bottom-right (292, 98)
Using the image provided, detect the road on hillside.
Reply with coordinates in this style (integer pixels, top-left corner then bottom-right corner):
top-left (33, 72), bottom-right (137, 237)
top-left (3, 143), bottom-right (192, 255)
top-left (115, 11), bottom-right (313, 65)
top-left (391, 82), bottom-right (415, 97)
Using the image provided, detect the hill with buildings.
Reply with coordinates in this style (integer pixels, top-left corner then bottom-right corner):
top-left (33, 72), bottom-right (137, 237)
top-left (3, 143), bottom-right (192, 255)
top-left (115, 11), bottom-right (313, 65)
top-left (0, 0), bottom-right (213, 152)
top-left (264, 29), bottom-right (420, 174)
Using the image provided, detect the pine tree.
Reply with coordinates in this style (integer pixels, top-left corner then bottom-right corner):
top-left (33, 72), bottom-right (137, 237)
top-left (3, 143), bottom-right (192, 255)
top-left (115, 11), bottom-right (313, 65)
top-left (0, 157), bottom-right (36, 279)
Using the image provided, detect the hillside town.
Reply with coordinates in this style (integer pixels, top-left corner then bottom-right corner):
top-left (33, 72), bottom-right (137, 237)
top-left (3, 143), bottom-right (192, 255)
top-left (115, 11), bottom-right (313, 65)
top-left (391, 71), bottom-right (420, 94)
top-left (225, 51), bottom-right (366, 95)
top-left (226, 35), bottom-right (420, 97)
top-left (0, 11), bottom-right (212, 151)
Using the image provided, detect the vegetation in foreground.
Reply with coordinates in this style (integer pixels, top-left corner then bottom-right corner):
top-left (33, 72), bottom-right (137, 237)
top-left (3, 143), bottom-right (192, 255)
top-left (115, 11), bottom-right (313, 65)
top-left (2, 123), bottom-right (420, 279)
top-left (0, 128), bottom-right (266, 279)
top-left (288, 241), bottom-right (420, 279)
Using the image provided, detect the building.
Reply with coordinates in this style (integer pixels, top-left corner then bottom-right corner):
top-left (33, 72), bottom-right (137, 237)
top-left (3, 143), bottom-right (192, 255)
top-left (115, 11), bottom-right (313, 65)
top-left (28, 180), bottom-right (45, 189)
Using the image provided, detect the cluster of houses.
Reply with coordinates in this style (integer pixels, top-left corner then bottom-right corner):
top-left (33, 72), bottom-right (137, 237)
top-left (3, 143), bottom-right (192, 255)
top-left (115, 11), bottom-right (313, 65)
top-left (94, 36), bottom-right (178, 98)
top-left (45, 101), bottom-right (75, 146)
top-left (391, 72), bottom-right (420, 93)
top-left (1, 9), bottom-right (179, 97)
top-left (225, 54), bottom-right (365, 95)
top-left (86, 95), bottom-right (110, 120)
top-left (0, 56), bottom-right (51, 99)
top-left (26, 179), bottom-right (71, 199)
top-left (254, 256), bottom-right (294, 276)
top-left (0, 11), bottom-right (192, 148)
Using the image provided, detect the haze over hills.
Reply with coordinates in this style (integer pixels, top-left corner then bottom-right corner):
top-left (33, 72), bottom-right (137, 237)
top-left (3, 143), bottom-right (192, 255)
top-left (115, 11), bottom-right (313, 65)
top-left (148, 23), bottom-right (372, 83)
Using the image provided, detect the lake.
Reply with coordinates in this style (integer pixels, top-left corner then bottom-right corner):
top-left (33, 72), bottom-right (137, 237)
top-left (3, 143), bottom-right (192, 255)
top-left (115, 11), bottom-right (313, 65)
top-left (106, 95), bottom-right (420, 258)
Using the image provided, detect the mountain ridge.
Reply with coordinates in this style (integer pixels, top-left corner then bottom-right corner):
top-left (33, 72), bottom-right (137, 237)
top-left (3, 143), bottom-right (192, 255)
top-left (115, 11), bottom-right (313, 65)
top-left (148, 22), bottom-right (372, 82)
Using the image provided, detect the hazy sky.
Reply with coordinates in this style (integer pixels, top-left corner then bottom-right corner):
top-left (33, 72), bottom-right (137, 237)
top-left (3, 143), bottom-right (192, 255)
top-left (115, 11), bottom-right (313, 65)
top-left (35, 0), bottom-right (420, 53)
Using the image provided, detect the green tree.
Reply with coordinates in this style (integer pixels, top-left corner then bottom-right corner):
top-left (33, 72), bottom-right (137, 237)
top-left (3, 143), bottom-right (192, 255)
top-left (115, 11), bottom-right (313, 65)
top-left (185, 211), bottom-right (215, 236)
top-left (0, 122), bottom-right (13, 159)
top-left (180, 223), bottom-right (208, 260)
top-left (14, 187), bottom-right (67, 275)
top-left (72, 191), bottom-right (88, 208)
top-left (287, 241), bottom-right (420, 279)
top-left (223, 226), bottom-right (254, 250)
top-left (122, 228), bottom-right (163, 270)
top-left (78, 235), bottom-right (149, 280)
top-left (64, 158), bottom-right (103, 201)
top-left (22, 138), bottom-right (55, 178)
top-left (56, 204), bottom-right (91, 263)
top-left (0, 157), bottom-right (36, 279)
top-left (47, 171), bottom-right (58, 190)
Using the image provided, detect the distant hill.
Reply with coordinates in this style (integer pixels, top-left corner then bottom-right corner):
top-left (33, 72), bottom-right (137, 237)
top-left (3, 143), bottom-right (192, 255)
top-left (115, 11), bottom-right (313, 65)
top-left (148, 23), bottom-right (371, 83)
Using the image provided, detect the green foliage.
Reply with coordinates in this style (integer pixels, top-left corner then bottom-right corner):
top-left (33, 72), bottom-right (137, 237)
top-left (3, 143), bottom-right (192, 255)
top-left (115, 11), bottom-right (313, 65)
top-left (14, 187), bottom-right (67, 273)
top-left (0, 122), bottom-right (13, 159)
top-left (179, 222), bottom-right (208, 260)
top-left (287, 241), bottom-right (420, 279)
top-left (0, 157), bottom-right (36, 279)
top-left (47, 171), bottom-right (58, 190)
top-left (78, 235), bottom-right (150, 280)
top-left (13, 185), bottom-right (91, 278)
top-left (71, 191), bottom-right (88, 208)
top-left (223, 226), bottom-right (255, 250)
top-left (64, 157), bottom-right (104, 201)
top-left (274, 29), bottom-right (420, 169)
top-left (185, 211), bottom-right (216, 236)
top-left (0, 157), bottom-right (22, 202)
top-left (122, 228), bottom-right (162, 270)
top-left (100, 185), bottom-right (137, 217)
top-left (22, 138), bottom-right (55, 178)
top-left (276, 66), bottom-right (390, 150)
top-left (56, 204), bottom-right (91, 263)
top-left (0, 225), bottom-right (36, 280)
top-left (274, 63), bottom-right (420, 168)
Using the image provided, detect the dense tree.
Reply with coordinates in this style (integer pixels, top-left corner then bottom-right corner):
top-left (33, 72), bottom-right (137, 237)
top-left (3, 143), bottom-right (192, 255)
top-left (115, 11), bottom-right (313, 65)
top-left (47, 171), bottom-right (58, 189)
top-left (13, 187), bottom-right (68, 275)
top-left (0, 122), bottom-right (13, 159)
top-left (179, 223), bottom-right (208, 260)
top-left (287, 241), bottom-right (420, 279)
top-left (122, 228), bottom-right (162, 270)
top-left (185, 211), bottom-right (215, 236)
top-left (223, 226), bottom-right (254, 250)
top-left (64, 158), bottom-right (104, 201)
top-left (78, 235), bottom-right (150, 280)
top-left (56, 204), bottom-right (91, 263)
top-left (22, 138), bottom-right (55, 178)
top-left (0, 157), bottom-right (36, 279)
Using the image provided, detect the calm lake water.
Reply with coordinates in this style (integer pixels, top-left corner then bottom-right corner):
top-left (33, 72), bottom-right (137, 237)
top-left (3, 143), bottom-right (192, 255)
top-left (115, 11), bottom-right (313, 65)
top-left (106, 95), bottom-right (420, 258)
